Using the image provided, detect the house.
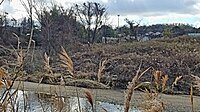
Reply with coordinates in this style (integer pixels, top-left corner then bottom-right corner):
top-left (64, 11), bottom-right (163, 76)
top-left (188, 33), bottom-right (200, 36)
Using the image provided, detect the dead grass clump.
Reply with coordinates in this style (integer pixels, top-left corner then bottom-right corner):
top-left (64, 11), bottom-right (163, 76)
top-left (138, 71), bottom-right (167, 112)
top-left (140, 89), bottom-right (165, 112)
top-left (141, 99), bottom-right (164, 112)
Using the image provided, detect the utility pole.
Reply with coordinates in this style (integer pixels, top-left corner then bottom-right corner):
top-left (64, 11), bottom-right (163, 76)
top-left (117, 14), bottom-right (120, 28)
top-left (117, 14), bottom-right (120, 37)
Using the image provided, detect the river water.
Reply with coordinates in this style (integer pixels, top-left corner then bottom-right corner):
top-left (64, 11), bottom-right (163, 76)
top-left (2, 89), bottom-right (140, 112)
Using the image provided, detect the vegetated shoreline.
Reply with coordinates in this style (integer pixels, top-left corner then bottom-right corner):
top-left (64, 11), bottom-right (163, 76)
top-left (12, 81), bottom-right (200, 112)
top-left (1, 36), bottom-right (200, 95)
top-left (15, 36), bottom-right (200, 96)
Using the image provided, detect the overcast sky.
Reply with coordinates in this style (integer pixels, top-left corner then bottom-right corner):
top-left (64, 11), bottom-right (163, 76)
top-left (1, 0), bottom-right (200, 27)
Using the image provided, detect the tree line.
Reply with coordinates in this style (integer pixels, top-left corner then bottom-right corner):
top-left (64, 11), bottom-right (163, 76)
top-left (0, 0), bottom-right (200, 55)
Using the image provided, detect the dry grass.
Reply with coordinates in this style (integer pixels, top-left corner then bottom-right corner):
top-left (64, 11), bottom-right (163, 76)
top-left (16, 48), bottom-right (24, 68)
top-left (124, 65), bottom-right (151, 112)
top-left (161, 75), bottom-right (169, 92)
top-left (83, 88), bottom-right (94, 112)
top-left (191, 75), bottom-right (200, 91)
top-left (0, 80), bottom-right (4, 88)
top-left (38, 53), bottom-right (57, 84)
top-left (151, 71), bottom-right (169, 93)
top-left (0, 67), bottom-right (6, 77)
top-left (53, 93), bottom-right (65, 112)
top-left (97, 59), bottom-right (106, 82)
top-left (190, 85), bottom-right (194, 112)
top-left (153, 71), bottom-right (162, 91)
top-left (0, 67), bottom-right (20, 112)
top-left (140, 99), bottom-right (164, 112)
top-left (124, 68), bottom-right (140, 112)
top-left (0, 36), bottom-right (200, 111)
top-left (44, 52), bottom-right (53, 74)
top-left (172, 76), bottom-right (182, 89)
top-left (58, 46), bottom-right (74, 78)
top-left (141, 89), bottom-right (165, 112)
top-left (138, 71), bottom-right (167, 112)
top-left (0, 67), bottom-right (11, 89)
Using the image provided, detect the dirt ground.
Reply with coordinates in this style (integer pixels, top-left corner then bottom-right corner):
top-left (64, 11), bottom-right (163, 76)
top-left (12, 81), bottom-right (200, 112)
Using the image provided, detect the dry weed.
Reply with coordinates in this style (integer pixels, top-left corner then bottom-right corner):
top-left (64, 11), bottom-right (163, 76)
top-left (44, 53), bottom-right (53, 74)
top-left (59, 46), bottom-right (74, 78)
top-left (16, 48), bottom-right (24, 68)
top-left (83, 88), bottom-right (94, 112)
top-left (152, 71), bottom-right (169, 93)
top-left (190, 85), bottom-right (194, 112)
top-left (0, 80), bottom-right (4, 88)
top-left (138, 71), bottom-right (167, 112)
top-left (0, 68), bottom-right (6, 77)
top-left (0, 68), bottom-right (10, 89)
top-left (161, 75), bottom-right (169, 92)
top-left (124, 65), bottom-right (151, 112)
top-left (191, 75), bottom-right (200, 91)
top-left (141, 99), bottom-right (164, 112)
top-left (153, 71), bottom-right (162, 90)
top-left (97, 59), bottom-right (106, 82)
top-left (140, 89), bottom-right (165, 112)
top-left (172, 76), bottom-right (182, 88)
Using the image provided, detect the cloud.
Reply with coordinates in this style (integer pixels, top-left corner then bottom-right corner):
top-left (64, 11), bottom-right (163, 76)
top-left (1, 0), bottom-right (200, 27)
top-left (106, 0), bottom-right (200, 16)
top-left (0, 1), bottom-right (14, 14)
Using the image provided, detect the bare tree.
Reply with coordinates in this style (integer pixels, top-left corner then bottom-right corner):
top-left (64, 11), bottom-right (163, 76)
top-left (34, 3), bottom-right (77, 55)
top-left (125, 18), bottom-right (142, 41)
top-left (20, 0), bottom-right (34, 53)
top-left (75, 2), bottom-right (106, 43)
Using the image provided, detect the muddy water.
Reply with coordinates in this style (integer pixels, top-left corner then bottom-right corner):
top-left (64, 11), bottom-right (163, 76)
top-left (10, 81), bottom-right (200, 112)
top-left (4, 90), bottom-right (140, 112)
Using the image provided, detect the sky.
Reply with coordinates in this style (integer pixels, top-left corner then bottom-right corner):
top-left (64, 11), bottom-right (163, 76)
top-left (1, 0), bottom-right (200, 27)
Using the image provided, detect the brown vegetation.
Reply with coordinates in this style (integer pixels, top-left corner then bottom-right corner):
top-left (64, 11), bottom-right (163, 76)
top-left (1, 36), bottom-right (200, 111)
